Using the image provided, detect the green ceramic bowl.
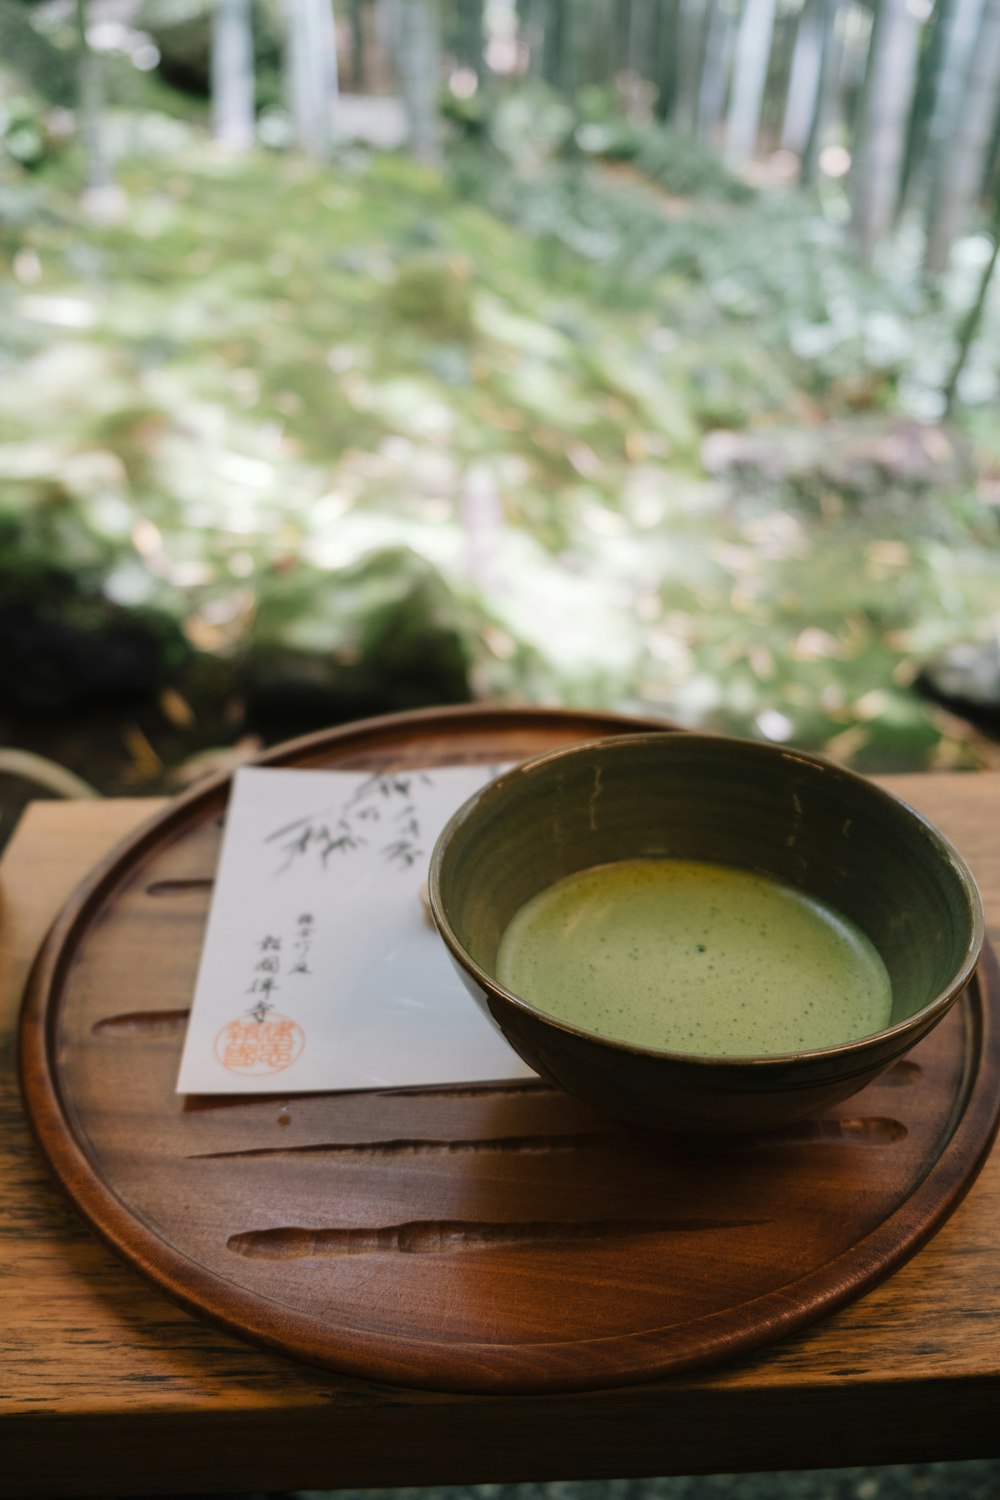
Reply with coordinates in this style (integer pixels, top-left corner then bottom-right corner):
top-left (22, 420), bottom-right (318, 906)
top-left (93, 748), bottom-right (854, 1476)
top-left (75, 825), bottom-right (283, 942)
top-left (428, 732), bottom-right (984, 1134)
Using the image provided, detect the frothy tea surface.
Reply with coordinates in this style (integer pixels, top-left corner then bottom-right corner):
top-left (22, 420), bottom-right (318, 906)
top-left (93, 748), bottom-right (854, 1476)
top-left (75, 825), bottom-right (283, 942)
top-left (495, 858), bottom-right (893, 1057)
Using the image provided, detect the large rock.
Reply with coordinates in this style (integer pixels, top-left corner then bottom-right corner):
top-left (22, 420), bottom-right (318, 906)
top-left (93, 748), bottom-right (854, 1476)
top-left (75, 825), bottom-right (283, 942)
top-left (701, 418), bottom-right (974, 503)
top-left (0, 480), bottom-right (191, 715)
top-left (138, 0), bottom-right (283, 95)
top-left (918, 640), bottom-right (1000, 729)
top-left (0, 593), bottom-right (191, 715)
top-left (245, 546), bottom-right (473, 733)
top-left (384, 252), bottom-right (476, 342)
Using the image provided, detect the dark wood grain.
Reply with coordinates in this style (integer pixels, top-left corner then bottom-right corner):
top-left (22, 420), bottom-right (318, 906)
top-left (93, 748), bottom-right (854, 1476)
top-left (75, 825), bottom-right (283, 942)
top-left (16, 707), bottom-right (1000, 1395)
top-left (5, 716), bottom-right (1000, 1496)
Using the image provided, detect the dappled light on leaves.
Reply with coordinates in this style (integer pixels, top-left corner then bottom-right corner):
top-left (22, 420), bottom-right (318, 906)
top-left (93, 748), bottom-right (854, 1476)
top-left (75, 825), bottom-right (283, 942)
top-left (2, 24), bottom-right (1000, 787)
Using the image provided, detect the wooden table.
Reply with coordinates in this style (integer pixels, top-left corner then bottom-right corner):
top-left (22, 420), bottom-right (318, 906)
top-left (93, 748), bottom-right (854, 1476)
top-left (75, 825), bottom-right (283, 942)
top-left (4, 774), bottom-right (1000, 1497)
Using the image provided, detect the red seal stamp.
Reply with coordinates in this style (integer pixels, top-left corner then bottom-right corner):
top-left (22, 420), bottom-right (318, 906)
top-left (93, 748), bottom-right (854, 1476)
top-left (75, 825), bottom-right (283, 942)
top-left (215, 1003), bottom-right (305, 1076)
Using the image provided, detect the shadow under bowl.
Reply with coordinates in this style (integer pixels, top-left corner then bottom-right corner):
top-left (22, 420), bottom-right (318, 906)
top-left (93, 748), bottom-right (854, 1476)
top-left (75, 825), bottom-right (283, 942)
top-left (428, 732), bottom-right (984, 1134)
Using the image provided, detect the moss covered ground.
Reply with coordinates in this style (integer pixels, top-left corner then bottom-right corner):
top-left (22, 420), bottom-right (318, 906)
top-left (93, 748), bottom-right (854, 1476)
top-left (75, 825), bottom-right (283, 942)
top-left (3, 107), bottom-right (1000, 789)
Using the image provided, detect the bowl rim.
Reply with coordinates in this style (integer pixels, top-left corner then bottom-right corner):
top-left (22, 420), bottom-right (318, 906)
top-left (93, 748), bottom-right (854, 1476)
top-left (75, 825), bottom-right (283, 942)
top-left (427, 729), bottom-right (986, 1070)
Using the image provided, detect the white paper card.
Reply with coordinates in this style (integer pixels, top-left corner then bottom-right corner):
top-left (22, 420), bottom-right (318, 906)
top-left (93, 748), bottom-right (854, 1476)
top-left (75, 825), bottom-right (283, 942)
top-left (176, 763), bottom-right (535, 1094)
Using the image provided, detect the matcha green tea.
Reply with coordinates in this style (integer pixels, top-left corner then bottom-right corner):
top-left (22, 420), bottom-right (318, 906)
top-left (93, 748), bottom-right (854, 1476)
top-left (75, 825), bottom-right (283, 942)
top-left (495, 858), bottom-right (893, 1057)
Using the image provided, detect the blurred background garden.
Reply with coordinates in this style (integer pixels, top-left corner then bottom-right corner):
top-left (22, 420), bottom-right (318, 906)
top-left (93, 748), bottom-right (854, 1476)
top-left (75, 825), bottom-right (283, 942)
top-left (4, 0), bottom-right (1000, 825)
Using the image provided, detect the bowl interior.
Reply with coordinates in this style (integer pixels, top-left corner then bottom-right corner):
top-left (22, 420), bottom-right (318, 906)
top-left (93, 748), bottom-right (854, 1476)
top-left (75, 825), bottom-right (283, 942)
top-left (432, 733), bottom-right (982, 1048)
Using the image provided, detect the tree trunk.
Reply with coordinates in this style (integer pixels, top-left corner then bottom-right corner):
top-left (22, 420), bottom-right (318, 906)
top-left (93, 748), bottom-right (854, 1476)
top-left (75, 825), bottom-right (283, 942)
top-left (455, 0), bottom-right (486, 82)
top-left (517, 0), bottom-right (546, 77)
top-left (696, 0), bottom-right (735, 141)
top-left (616, 0), bottom-right (633, 73)
top-left (944, 192), bottom-right (1000, 411)
top-left (725, 0), bottom-right (778, 167)
top-left (850, 0), bottom-right (921, 263)
top-left (285, 0), bottom-right (338, 158)
top-left (983, 90), bottom-right (1000, 198)
top-left (371, 0), bottom-right (396, 91)
top-left (584, 0), bottom-right (618, 84)
top-left (75, 0), bottom-right (112, 193)
top-left (763, 7), bottom-right (797, 145)
top-left (653, 0), bottom-right (681, 122)
top-left (627, 0), bottom-right (656, 84)
top-left (801, 0), bottom-right (841, 185)
top-left (672, 0), bottom-right (705, 131)
top-left (924, 0), bottom-right (1000, 276)
top-left (899, 0), bottom-right (953, 219)
top-left (397, 0), bottom-right (442, 164)
top-left (348, 0), bottom-right (366, 90)
top-left (561, 0), bottom-right (592, 92)
top-left (912, 0), bottom-right (983, 217)
top-left (781, 0), bottom-right (823, 153)
top-left (212, 0), bottom-right (256, 149)
top-left (541, 0), bottom-right (567, 84)
top-left (320, 0), bottom-right (340, 123)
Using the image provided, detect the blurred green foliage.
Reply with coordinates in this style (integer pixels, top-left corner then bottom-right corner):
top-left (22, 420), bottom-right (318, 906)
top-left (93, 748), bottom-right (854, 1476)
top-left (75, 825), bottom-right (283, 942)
top-left (0, 1), bottom-right (77, 108)
top-left (1, 70), bottom-right (1000, 780)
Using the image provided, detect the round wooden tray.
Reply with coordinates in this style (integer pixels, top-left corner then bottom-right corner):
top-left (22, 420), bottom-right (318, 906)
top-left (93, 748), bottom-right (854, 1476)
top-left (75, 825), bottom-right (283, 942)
top-left (19, 706), bottom-right (1000, 1394)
